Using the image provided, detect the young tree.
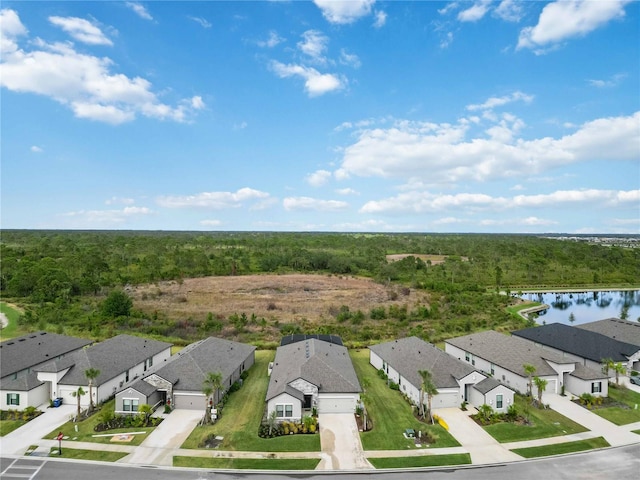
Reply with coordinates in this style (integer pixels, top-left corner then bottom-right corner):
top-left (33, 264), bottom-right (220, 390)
top-left (523, 364), bottom-right (536, 397)
top-left (70, 387), bottom-right (86, 421)
top-left (418, 369), bottom-right (438, 423)
top-left (101, 289), bottom-right (133, 318)
top-left (601, 358), bottom-right (614, 377)
top-left (202, 372), bottom-right (223, 424)
top-left (533, 376), bottom-right (548, 407)
top-left (84, 368), bottom-right (100, 413)
top-left (267, 410), bottom-right (278, 437)
top-left (612, 362), bottom-right (626, 385)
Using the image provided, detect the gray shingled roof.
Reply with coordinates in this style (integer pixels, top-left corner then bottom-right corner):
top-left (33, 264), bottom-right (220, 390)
top-left (0, 372), bottom-right (44, 392)
top-left (513, 323), bottom-right (640, 363)
top-left (445, 330), bottom-right (567, 377)
top-left (369, 337), bottom-right (478, 390)
top-left (473, 376), bottom-right (506, 395)
top-left (150, 337), bottom-right (255, 392)
top-left (0, 331), bottom-right (92, 378)
top-left (571, 363), bottom-right (608, 381)
top-left (127, 378), bottom-right (158, 397)
top-left (266, 338), bottom-right (361, 401)
top-left (56, 335), bottom-right (172, 386)
top-left (577, 318), bottom-right (640, 347)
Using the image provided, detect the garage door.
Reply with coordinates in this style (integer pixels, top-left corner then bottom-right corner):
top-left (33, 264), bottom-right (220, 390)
top-left (317, 396), bottom-right (356, 414)
top-left (546, 379), bottom-right (557, 394)
top-left (173, 394), bottom-right (204, 410)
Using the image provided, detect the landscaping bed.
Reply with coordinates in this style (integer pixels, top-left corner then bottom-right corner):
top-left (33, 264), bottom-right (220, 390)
top-left (574, 385), bottom-right (640, 426)
top-left (0, 407), bottom-right (42, 436)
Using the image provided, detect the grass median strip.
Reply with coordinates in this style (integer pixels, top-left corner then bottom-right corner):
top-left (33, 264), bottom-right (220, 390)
top-left (510, 436), bottom-right (609, 458)
top-left (48, 447), bottom-right (129, 462)
top-left (368, 453), bottom-right (471, 469)
top-left (173, 456), bottom-right (320, 470)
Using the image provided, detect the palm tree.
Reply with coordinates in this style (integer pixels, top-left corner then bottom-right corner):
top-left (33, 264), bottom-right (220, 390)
top-left (84, 368), bottom-right (100, 413)
top-left (612, 362), bottom-right (626, 385)
top-left (202, 372), bottom-right (223, 424)
top-left (601, 357), bottom-right (613, 376)
top-left (523, 363), bottom-right (536, 397)
top-left (418, 369), bottom-right (438, 424)
top-left (533, 376), bottom-right (547, 407)
top-left (70, 387), bottom-right (86, 421)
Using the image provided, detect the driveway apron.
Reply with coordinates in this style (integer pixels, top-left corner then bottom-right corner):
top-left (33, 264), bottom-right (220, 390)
top-left (119, 409), bottom-right (203, 466)
top-left (434, 407), bottom-right (523, 464)
top-left (317, 413), bottom-right (372, 470)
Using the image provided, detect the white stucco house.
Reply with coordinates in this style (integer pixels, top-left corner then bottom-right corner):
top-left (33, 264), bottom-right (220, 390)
top-left (369, 337), bottom-right (514, 413)
top-left (266, 335), bottom-right (361, 422)
top-left (445, 330), bottom-right (609, 399)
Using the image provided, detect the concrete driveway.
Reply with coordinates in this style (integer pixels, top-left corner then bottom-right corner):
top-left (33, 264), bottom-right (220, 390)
top-left (0, 404), bottom-right (75, 455)
top-left (317, 413), bottom-right (372, 470)
top-left (120, 409), bottom-right (203, 466)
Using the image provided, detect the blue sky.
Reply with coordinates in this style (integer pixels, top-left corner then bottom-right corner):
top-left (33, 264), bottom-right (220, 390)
top-left (1, 1), bottom-right (638, 233)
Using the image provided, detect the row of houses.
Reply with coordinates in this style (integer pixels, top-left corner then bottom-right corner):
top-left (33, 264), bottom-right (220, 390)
top-left (2, 318), bottom-right (638, 420)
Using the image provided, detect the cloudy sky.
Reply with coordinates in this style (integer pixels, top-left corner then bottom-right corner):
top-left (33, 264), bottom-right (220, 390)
top-left (1, 1), bottom-right (638, 233)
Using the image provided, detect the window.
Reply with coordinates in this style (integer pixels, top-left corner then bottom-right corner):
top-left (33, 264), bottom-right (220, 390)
top-left (125, 370), bottom-right (130, 382)
top-left (592, 382), bottom-right (602, 394)
top-left (285, 405), bottom-right (293, 417)
top-left (490, 364), bottom-right (495, 376)
top-left (496, 394), bottom-right (503, 409)
top-left (275, 404), bottom-right (293, 418)
top-left (465, 352), bottom-right (470, 362)
top-left (123, 398), bottom-right (139, 412)
top-left (6, 393), bottom-right (20, 406)
top-left (276, 404), bottom-right (284, 417)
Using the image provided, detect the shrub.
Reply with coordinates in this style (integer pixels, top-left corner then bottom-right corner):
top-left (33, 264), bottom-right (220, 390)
top-left (370, 307), bottom-right (387, 320)
top-left (389, 381), bottom-right (400, 391)
top-left (377, 369), bottom-right (388, 380)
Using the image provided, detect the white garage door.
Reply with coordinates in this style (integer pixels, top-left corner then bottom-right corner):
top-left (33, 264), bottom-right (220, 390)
top-left (317, 396), bottom-right (356, 414)
top-left (173, 394), bottom-right (204, 410)
top-left (545, 379), bottom-right (557, 395)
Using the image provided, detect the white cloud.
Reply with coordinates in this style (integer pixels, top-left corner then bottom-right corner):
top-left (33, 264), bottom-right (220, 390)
top-left (0, 10), bottom-right (204, 124)
top-left (156, 188), bottom-right (271, 209)
top-left (233, 121), bottom-right (248, 130)
top-left (0, 9), bottom-right (27, 54)
top-left (30, 145), bottom-right (43, 153)
top-left (313, 0), bottom-right (375, 25)
top-left (257, 30), bottom-right (284, 48)
top-left (458, 1), bottom-right (491, 22)
top-left (126, 2), bottom-right (153, 21)
top-left (200, 219), bottom-right (222, 227)
top-left (466, 91), bottom-right (534, 111)
top-left (433, 216), bottom-right (464, 225)
top-left (306, 169), bottom-right (332, 187)
top-left (373, 10), bottom-right (387, 28)
top-left (588, 73), bottom-right (626, 88)
top-left (336, 111), bottom-right (639, 184)
top-left (494, 0), bottom-right (523, 22)
top-left (298, 30), bottom-right (329, 64)
top-left (283, 196), bottom-right (349, 211)
top-left (440, 31), bottom-right (454, 49)
top-left (188, 16), bottom-right (211, 28)
top-left (518, 0), bottom-right (631, 52)
top-left (269, 61), bottom-right (346, 97)
top-left (336, 188), bottom-right (359, 196)
top-left (105, 196), bottom-right (134, 205)
top-left (339, 49), bottom-right (361, 68)
top-left (49, 16), bottom-right (112, 46)
top-left (61, 206), bottom-right (153, 224)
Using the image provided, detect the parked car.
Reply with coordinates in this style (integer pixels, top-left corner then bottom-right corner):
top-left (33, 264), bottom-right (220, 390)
top-left (630, 375), bottom-right (640, 386)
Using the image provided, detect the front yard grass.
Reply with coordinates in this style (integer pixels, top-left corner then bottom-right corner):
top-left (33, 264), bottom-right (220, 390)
top-left (483, 395), bottom-right (588, 443)
top-left (48, 447), bottom-right (129, 462)
top-left (590, 385), bottom-right (640, 425)
top-left (350, 349), bottom-right (460, 450)
top-left (368, 453), bottom-right (471, 469)
top-left (510, 436), bottom-right (609, 458)
top-left (173, 456), bottom-right (320, 470)
top-left (0, 419), bottom-right (26, 436)
top-left (182, 350), bottom-right (320, 452)
top-left (45, 400), bottom-right (155, 446)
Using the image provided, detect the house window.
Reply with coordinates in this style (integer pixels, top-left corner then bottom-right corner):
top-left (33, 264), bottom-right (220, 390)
top-left (6, 393), bottom-right (20, 406)
top-left (490, 364), bottom-right (495, 376)
top-left (592, 382), bottom-right (602, 394)
top-left (465, 352), bottom-right (470, 362)
top-left (275, 404), bottom-right (292, 418)
top-left (125, 370), bottom-right (130, 382)
top-left (285, 405), bottom-right (293, 417)
top-left (496, 394), bottom-right (503, 409)
top-left (123, 398), bottom-right (139, 412)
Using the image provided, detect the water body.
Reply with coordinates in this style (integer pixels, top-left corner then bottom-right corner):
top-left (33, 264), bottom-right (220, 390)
top-left (518, 290), bottom-right (640, 326)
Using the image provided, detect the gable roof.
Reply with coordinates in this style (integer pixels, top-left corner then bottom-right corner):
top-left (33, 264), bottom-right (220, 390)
top-left (473, 376), bottom-right (511, 395)
top-left (55, 335), bottom-right (172, 386)
top-left (577, 318), bottom-right (640, 348)
top-left (0, 372), bottom-right (45, 392)
top-left (0, 331), bottom-right (92, 378)
top-left (149, 337), bottom-right (255, 392)
top-left (280, 334), bottom-right (343, 346)
top-left (445, 330), bottom-right (569, 377)
top-left (512, 323), bottom-right (639, 363)
top-left (369, 337), bottom-right (479, 390)
top-left (266, 338), bottom-right (360, 401)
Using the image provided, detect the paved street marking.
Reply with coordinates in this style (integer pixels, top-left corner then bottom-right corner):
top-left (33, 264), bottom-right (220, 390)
top-left (0, 458), bottom-right (45, 479)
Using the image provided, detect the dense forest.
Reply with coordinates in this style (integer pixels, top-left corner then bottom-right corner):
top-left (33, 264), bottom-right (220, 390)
top-left (1, 230), bottom-right (638, 345)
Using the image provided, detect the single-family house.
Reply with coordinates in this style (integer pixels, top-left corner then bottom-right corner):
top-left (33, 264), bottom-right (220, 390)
top-left (512, 323), bottom-right (640, 376)
top-left (578, 318), bottom-right (640, 371)
top-left (115, 336), bottom-right (255, 414)
top-left (266, 336), bottom-right (361, 422)
top-left (445, 330), bottom-right (609, 398)
top-left (369, 337), bottom-right (514, 413)
top-left (36, 335), bottom-right (172, 408)
top-left (0, 331), bottom-right (92, 409)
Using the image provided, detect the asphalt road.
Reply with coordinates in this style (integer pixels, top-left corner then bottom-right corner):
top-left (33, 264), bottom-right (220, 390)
top-left (2, 444), bottom-right (639, 480)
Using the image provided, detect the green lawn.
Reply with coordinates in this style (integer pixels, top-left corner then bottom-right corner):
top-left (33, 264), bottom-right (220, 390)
top-left (182, 351), bottom-right (320, 452)
top-left (0, 419), bottom-right (26, 436)
top-left (483, 395), bottom-right (588, 443)
top-left (368, 453), bottom-right (471, 469)
top-left (511, 437), bottom-right (610, 458)
top-left (591, 385), bottom-right (640, 425)
top-left (350, 349), bottom-right (460, 450)
top-left (46, 400), bottom-right (156, 446)
top-left (48, 447), bottom-right (129, 462)
top-left (0, 302), bottom-right (22, 339)
top-left (173, 456), bottom-right (320, 470)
